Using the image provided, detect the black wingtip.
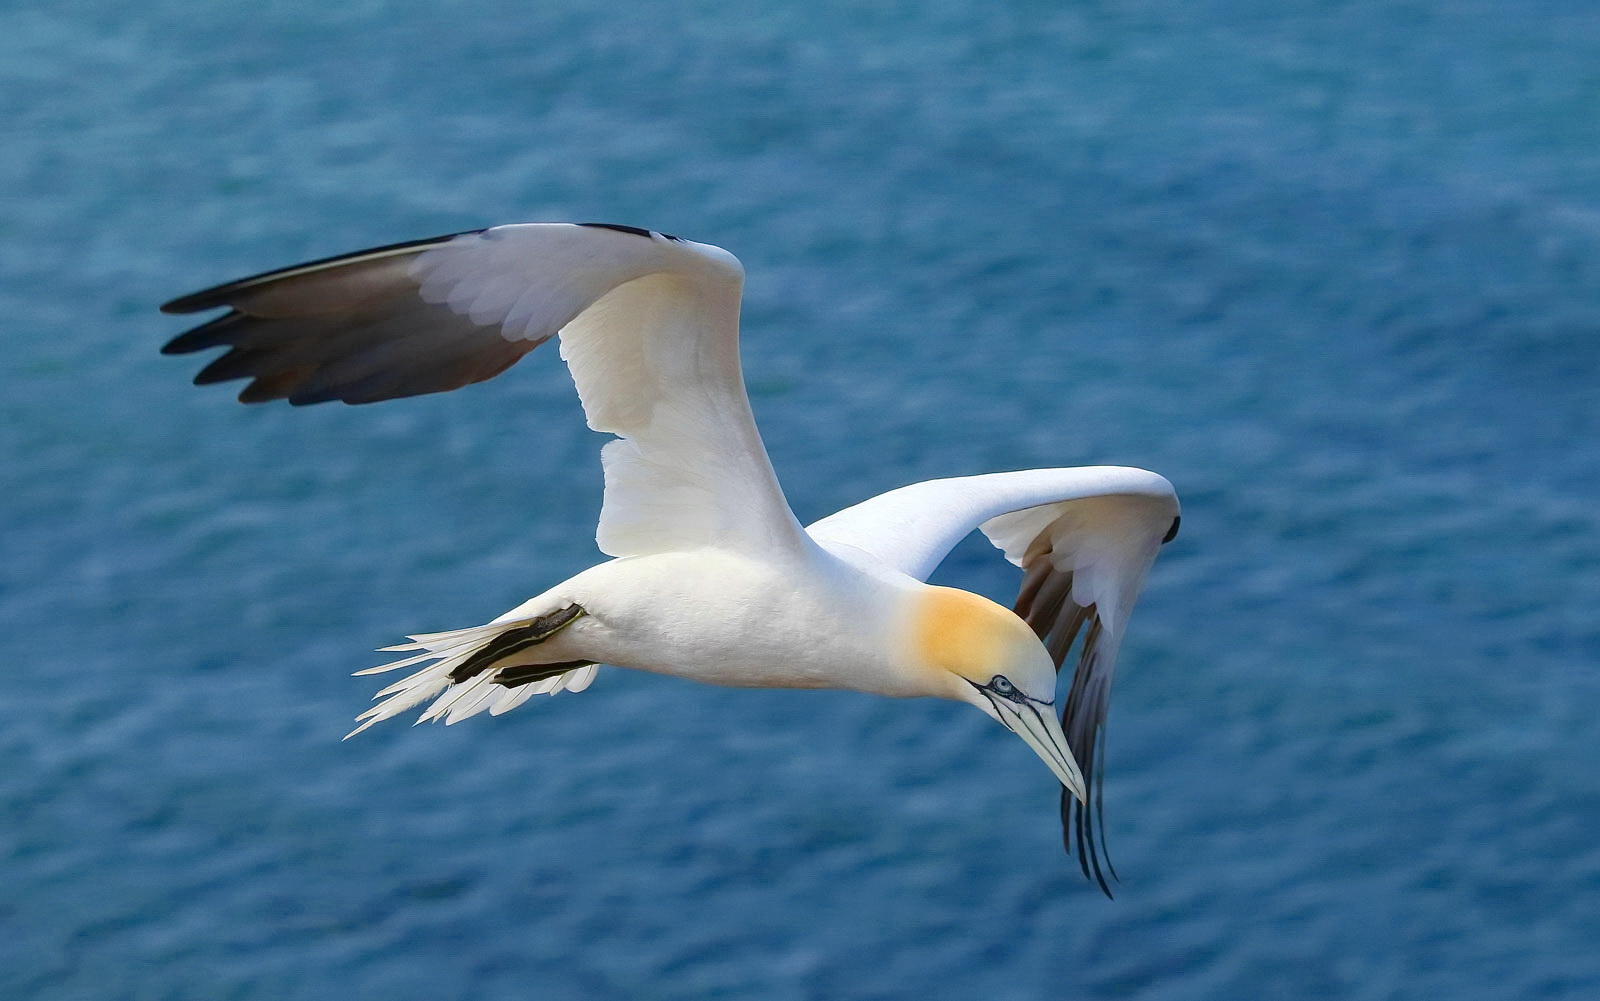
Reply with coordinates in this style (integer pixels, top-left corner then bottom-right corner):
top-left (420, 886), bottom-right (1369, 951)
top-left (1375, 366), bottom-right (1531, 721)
top-left (1062, 788), bottom-right (1118, 899)
top-left (160, 310), bottom-right (247, 354)
top-left (577, 222), bottom-right (682, 242)
top-left (157, 228), bottom-right (487, 316)
top-left (160, 289), bottom-right (227, 315)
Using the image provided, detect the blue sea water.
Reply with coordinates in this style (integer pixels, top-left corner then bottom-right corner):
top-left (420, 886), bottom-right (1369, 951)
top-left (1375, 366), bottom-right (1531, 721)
top-left (3, 0), bottom-right (1598, 997)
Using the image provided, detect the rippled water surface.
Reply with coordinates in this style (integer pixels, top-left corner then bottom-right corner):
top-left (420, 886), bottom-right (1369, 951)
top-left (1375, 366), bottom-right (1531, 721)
top-left (3, 1), bottom-right (1598, 998)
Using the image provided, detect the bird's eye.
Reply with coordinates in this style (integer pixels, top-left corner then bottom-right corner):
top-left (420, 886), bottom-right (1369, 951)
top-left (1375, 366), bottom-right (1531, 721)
top-left (990, 675), bottom-right (1015, 695)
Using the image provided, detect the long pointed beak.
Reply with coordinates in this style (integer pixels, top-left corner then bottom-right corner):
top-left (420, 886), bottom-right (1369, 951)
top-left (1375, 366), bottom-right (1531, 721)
top-left (985, 695), bottom-right (1087, 803)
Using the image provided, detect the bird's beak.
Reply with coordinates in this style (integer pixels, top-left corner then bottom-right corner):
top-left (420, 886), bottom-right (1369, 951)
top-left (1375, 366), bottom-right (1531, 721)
top-left (974, 691), bottom-right (1087, 803)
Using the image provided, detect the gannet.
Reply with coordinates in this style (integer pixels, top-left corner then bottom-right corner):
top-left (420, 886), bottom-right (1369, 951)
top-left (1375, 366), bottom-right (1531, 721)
top-left (161, 222), bottom-right (1179, 891)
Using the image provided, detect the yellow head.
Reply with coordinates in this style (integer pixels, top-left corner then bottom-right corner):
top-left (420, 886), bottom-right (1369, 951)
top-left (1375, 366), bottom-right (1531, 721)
top-left (909, 586), bottom-right (1086, 801)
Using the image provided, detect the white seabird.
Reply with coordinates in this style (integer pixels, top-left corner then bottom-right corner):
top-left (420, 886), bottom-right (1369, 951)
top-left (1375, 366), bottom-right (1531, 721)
top-left (161, 222), bottom-right (1180, 891)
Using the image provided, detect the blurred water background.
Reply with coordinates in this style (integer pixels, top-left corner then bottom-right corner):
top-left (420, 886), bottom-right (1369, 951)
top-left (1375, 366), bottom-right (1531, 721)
top-left (3, 1), bottom-right (1598, 998)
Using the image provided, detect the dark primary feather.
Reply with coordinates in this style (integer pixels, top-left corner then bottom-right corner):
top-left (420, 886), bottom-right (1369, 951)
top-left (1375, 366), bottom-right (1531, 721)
top-left (159, 231), bottom-right (478, 314)
top-left (159, 229), bottom-right (533, 405)
top-left (576, 222), bottom-right (680, 242)
top-left (1013, 558), bottom-right (1120, 897)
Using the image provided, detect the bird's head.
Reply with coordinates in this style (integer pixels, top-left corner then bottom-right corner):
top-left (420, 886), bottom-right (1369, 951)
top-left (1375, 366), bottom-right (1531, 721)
top-left (909, 585), bottom-right (1086, 802)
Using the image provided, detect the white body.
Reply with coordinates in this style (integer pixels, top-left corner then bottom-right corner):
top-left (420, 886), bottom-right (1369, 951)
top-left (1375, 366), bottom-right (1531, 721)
top-left (496, 545), bottom-right (925, 695)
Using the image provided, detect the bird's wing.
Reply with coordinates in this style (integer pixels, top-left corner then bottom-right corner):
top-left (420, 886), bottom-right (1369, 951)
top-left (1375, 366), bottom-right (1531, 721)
top-left (807, 466), bottom-right (1179, 892)
top-left (162, 223), bottom-right (805, 558)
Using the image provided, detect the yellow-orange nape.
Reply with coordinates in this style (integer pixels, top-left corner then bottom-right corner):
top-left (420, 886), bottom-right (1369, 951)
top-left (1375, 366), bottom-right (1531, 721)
top-left (910, 585), bottom-right (1048, 690)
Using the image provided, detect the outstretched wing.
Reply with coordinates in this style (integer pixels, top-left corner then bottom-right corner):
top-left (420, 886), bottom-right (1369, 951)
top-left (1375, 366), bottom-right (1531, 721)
top-left (807, 466), bottom-right (1179, 893)
top-left (162, 223), bottom-right (805, 558)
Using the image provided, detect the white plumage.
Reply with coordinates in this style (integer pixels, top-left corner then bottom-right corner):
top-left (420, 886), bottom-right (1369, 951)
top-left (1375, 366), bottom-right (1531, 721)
top-left (162, 222), bottom-right (1179, 892)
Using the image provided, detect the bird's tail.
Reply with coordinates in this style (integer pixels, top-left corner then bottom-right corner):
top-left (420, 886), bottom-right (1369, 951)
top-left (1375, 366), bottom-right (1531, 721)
top-left (344, 612), bottom-right (598, 739)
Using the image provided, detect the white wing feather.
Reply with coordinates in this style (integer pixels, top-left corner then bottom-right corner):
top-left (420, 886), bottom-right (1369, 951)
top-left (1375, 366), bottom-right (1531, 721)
top-left (411, 225), bottom-right (804, 557)
top-left (163, 223), bottom-right (805, 558)
top-left (807, 466), bottom-right (1177, 591)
